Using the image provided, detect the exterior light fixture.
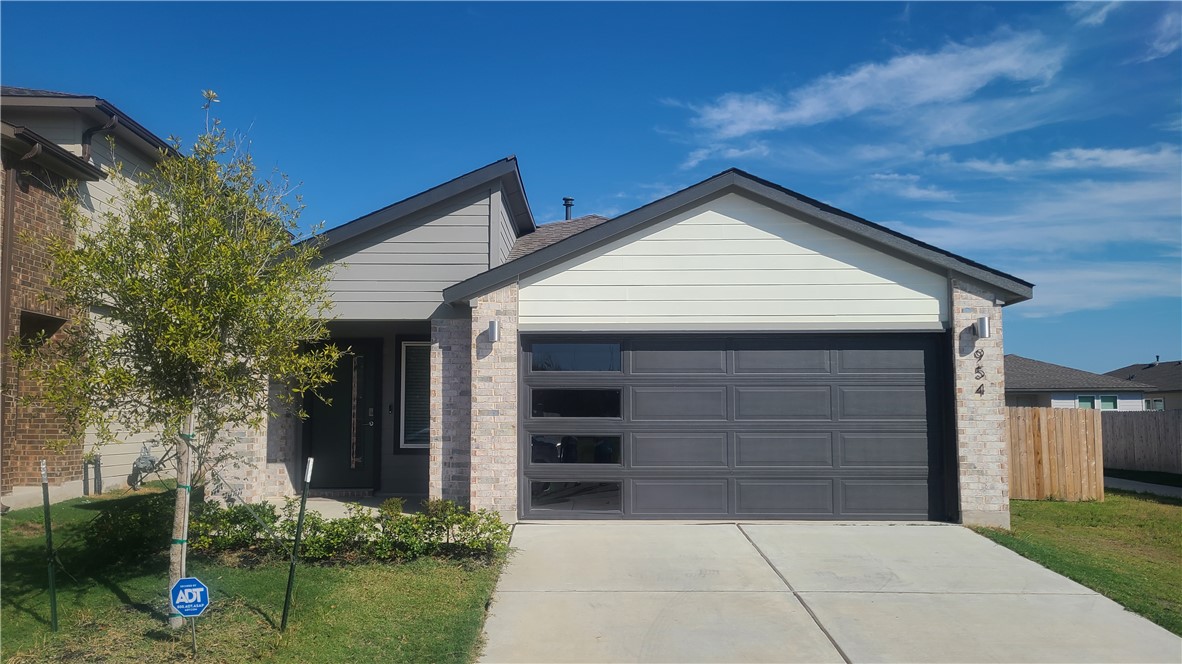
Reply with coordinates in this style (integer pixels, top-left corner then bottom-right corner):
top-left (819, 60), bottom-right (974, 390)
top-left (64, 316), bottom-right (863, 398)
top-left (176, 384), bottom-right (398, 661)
top-left (975, 316), bottom-right (990, 339)
top-left (488, 320), bottom-right (499, 343)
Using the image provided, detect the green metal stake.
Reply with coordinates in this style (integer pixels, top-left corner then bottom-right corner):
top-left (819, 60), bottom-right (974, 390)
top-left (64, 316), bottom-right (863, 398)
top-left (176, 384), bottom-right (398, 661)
top-left (41, 460), bottom-right (59, 632)
top-left (280, 457), bottom-right (313, 632)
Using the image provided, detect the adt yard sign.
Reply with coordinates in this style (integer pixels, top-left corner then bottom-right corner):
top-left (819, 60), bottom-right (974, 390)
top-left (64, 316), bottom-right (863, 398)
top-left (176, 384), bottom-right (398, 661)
top-left (170, 577), bottom-right (209, 618)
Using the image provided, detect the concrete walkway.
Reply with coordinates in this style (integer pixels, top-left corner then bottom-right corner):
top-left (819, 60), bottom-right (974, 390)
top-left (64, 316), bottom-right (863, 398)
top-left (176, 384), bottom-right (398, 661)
top-left (1104, 477), bottom-right (1182, 499)
top-left (479, 523), bottom-right (1181, 663)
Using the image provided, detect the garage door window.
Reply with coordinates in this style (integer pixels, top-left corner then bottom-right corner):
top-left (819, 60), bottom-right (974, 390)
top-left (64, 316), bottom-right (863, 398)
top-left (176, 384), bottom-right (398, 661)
top-left (531, 389), bottom-right (622, 418)
top-left (530, 481), bottom-right (621, 511)
top-left (530, 435), bottom-right (622, 464)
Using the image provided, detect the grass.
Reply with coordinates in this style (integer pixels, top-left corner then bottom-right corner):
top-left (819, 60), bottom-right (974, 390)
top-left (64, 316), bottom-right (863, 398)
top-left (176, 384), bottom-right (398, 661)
top-left (1103, 468), bottom-right (1182, 488)
top-left (975, 490), bottom-right (1182, 636)
top-left (1, 487), bottom-right (504, 663)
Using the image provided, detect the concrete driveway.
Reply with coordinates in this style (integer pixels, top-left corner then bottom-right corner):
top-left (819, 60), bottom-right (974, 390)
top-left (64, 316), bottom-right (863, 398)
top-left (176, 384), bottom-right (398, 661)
top-left (479, 523), bottom-right (1181, 663)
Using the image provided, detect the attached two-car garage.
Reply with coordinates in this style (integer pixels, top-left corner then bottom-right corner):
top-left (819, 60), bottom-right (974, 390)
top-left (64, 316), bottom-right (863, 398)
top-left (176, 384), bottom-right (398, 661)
top-left (519, 334), bottom-right (952, 520)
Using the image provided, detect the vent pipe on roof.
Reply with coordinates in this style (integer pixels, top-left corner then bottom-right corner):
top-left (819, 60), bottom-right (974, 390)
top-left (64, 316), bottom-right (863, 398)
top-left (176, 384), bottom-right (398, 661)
top-left (563, 197), bottom-right (574, 220)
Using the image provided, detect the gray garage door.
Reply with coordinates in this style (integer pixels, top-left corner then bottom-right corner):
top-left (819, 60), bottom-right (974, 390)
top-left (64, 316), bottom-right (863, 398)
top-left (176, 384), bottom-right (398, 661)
top-left (519, 334), bottom-right (951, 520)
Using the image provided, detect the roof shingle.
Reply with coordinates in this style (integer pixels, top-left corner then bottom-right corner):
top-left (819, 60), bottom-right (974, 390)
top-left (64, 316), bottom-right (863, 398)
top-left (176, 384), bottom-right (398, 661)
top-left (505, 214), bottom-right (611, 262)
top-left (1005, 355), bottom-right (1153, 392)
top-left (1104, 360), bottom-right (1182, 393)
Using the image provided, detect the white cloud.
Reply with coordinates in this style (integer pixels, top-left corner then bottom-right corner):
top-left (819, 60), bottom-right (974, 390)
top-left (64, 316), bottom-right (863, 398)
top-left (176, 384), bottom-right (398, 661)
top-left (1137, 8), bottom-right (1182, 62)
top-left (688, 31), bottom-right (1065, 139)
top-left (867, 173), bottom-right (957, 201)
top-left (894, 175), bottom-right (1182, 254)
top-left (1066, 2), bottom-right (1123, 27)
top-left (1008, 261), bottom-right (1182, 317)
top-left (948, 144), bottom-right (1181, 175)
top-left (680, 142), bottom-right (770, 170)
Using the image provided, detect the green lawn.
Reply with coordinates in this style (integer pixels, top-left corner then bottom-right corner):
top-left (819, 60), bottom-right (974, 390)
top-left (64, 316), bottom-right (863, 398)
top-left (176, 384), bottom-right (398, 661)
top-left (976, 490), bottom-right (1182, 636)
top-left (1, 488), bottom-right (503, 663)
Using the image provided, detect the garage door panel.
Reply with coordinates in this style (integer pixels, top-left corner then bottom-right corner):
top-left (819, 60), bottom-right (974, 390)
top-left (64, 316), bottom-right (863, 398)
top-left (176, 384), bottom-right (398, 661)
top-left (631, 432), bottom-right (728, 467)
top-left (632, 387), bottom-right (727, 420)
top-left (840, 480), bottom-right (929, 516)
top-left (838, 348), bottom-right (927, 374)
top-left (839, 433), bottom-right (929, 467)
top-left (632, 340), bottom-right (727, 374)
top-left (631, 479), bottom-right (729, 514)
top-left (734, 347), bottom-right (831, 374)
top-left (735, 386), bottom-right (831, 420)
top-left (735, 433), bottom-right (834, 467)
top-left (736, 479), bottom-right (834, 515)
top-left (839, 386), bottom-right (926, 419)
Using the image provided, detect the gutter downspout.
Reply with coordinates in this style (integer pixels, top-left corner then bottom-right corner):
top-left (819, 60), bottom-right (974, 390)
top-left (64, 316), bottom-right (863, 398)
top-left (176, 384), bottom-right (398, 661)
top-left (81, 115), bottom-right (118, 162)
top-left (1, 155), bottom-right (22, 501)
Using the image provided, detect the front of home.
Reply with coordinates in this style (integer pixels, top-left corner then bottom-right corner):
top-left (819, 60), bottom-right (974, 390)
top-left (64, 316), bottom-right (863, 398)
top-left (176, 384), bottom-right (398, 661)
top-left (252, 158), bottom-right (1031, 528)
top-left (1004, 355), bottom-right (1151, 411)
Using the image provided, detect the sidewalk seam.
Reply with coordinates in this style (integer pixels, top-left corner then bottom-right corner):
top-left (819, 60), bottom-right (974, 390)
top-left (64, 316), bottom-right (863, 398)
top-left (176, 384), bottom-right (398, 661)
top-left (737, 524), bottom-right (852, 664)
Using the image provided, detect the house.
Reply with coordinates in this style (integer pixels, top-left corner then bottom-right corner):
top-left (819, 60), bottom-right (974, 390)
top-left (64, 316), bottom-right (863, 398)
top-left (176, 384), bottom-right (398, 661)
top-left (247, 158), bottom-right (1034, 528)
top-left (1105, 358), bottom-right (1182, 411)
top-left (1, 86), bottom-right (172, 502)
top-left (1004, 355), bottom-right (1150, 410)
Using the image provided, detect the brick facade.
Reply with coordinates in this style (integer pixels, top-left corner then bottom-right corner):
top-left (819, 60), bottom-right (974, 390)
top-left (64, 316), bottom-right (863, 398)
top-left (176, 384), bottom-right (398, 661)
top-left (468, 283), bottom-right (518, 522)
top-left (1, 159), bottom-right (82, 494)
top-left (951, 277), bottom-right (1010, 528)
top-left (429, 315), bottom-right (472, 504)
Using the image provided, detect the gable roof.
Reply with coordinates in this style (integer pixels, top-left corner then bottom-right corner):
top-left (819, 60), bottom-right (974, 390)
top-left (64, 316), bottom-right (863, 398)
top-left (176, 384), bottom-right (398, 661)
top-left (443, 168), bottom-right (1034, 305)
top-left (506, 214), bottom-right (611, 262)
top-left (1005, 355), bottom-right (1153, 393)
top-left (1104, 360), bottom-right (1182, 394)
top-left (312, 156), bottom-right (535, 253)
top-left (1, 85), bottom-right (175, 159)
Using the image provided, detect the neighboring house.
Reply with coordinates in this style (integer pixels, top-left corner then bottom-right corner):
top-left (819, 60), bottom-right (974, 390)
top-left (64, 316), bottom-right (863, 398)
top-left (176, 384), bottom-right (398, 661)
top-left (1105, 358), bottom-right (1182, 411)
top-left (1, 86), bottom-right (172, 501)
top-left (245, 160), bottom-right (1034, 528)
top-left (1004, 355), bottom-right (1151, 411)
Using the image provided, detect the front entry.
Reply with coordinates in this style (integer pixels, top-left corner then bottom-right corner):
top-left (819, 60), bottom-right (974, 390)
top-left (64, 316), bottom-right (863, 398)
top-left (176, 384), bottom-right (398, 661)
top-left (305, 339), bottom-right (381, 489)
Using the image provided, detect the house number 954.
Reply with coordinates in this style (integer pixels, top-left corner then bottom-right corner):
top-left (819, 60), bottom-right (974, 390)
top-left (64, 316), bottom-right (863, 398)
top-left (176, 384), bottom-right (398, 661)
top-left (973, 349), bottom-right (986, 395)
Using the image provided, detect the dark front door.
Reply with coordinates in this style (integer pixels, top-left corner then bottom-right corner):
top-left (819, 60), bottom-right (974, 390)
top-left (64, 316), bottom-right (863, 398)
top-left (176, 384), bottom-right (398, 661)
top-left (306, 339), bottom-right (381, 489)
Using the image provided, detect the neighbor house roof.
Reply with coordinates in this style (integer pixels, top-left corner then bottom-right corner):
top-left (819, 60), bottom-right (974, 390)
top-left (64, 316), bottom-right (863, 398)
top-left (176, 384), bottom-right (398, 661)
top-left (1, 122), bottom-right (105, 181)
top-left (0, 85), bottom-right (176, 158)
top-left (444, 168), bottom-right (1034, 305)
top-left (505, 214), bottom-right (611, 262)
top-left (1104, 360), bottom-right (1182, 394)
top-left (312, 156), bottom-right (535, 253)
top-left (1005, 355), bottom-right (1153, 393)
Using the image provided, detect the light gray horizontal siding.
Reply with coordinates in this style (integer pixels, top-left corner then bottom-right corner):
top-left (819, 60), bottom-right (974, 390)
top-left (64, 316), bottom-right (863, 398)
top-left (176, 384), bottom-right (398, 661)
top-left (520, 193), bottom-right (949, 330)
top-left (490, 188), bottom-right (517, 267)
top-left (324, 191), bottom-right (492, 320)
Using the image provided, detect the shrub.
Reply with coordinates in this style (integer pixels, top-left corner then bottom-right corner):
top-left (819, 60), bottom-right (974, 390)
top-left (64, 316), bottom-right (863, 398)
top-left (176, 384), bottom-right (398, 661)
top-left (189, 500), bottom-right (281, 555)
top-left (82, 490), bottom-right (174, 563)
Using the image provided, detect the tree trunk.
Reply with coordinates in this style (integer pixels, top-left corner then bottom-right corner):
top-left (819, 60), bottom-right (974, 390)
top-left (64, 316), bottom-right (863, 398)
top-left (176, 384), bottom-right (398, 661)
top-left (167, 416), bottom-right (193, 630)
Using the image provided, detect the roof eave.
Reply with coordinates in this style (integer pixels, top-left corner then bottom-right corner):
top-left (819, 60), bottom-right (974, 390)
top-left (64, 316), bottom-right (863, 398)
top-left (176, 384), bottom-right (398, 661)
top-left (444, 169), bottom-right (1034, 305)
top-left (2, 122), bottom-right (105, 181)
top-left (1, 93), bottom-right (176, 159)
top-left (311, 157), bottom-right (534, 254)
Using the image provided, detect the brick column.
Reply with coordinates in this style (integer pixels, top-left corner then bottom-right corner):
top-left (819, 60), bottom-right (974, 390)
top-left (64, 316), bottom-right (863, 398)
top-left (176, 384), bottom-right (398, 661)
top-left (951, 277), bottom-right (1010, 528)
top-left (430, 315), bottom-right (471, 504)
top-left (469, 283), bottom-right (518, 522)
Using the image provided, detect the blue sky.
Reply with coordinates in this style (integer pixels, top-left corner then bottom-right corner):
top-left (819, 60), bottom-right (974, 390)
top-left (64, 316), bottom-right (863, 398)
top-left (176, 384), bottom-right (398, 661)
top-left (3, 2), bottom-right (1179, 373)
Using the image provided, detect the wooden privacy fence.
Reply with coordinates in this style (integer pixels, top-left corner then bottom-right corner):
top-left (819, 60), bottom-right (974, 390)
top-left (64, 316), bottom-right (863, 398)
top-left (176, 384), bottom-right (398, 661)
top-left (1101, 410), bottom-right (1182, 474)
top-left (1007, 407), bottom-right (1104, 501)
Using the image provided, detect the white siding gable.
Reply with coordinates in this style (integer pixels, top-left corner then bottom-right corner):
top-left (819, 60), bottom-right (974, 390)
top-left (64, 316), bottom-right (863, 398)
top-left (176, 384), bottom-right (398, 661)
top-left (519, 193), bottom-right (950, 330)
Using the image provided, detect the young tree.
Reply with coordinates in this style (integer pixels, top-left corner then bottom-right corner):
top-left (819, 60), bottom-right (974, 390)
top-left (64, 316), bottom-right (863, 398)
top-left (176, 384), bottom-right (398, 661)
top-left (13, 92), bottom-right (342, 628)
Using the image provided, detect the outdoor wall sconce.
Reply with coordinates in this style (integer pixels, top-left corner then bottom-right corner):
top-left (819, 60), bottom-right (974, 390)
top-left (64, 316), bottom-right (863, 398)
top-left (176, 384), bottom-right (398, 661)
top-left (975, 316), bottom-right (991, 339)
top-left (488, 320), bottom-right (499, 343)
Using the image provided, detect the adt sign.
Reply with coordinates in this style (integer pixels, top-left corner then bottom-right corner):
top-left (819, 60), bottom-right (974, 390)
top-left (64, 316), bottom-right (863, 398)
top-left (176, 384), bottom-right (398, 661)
top-left (170, 577), bottom-right (210, 618)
